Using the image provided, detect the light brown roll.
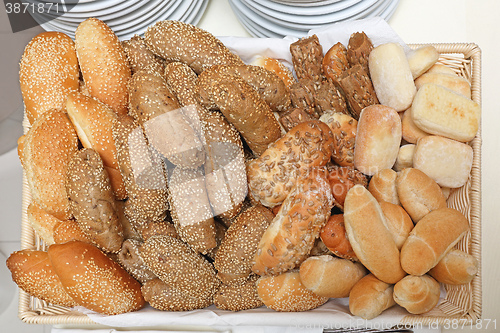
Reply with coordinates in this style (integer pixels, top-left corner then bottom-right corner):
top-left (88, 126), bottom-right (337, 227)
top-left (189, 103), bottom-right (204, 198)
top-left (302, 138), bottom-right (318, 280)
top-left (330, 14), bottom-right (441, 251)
top-left (320, 214), bottom-right (358, 261)
top-left (344, 185), bottom-right (406, 284)
top-left (117, 239), bottom-right (156, 284)
top-left (400, 208), bottom-right (470, 275)
top-left (251, 56), bottom-right (296, 89)
top-left (19, 31), bottom-right (79, 124)
top-left (346, 32), bottom-right (373, 76)
top-left (140, 235), bottom-right (219, 301)
top-left (252, 168), bottom-right (334, 276)
top-left (215, 205), bottom-right (274, 284)
top-left (53, 219), bottom-right (91, 244)
top-left (247, 120), bottom-right (334, 208)
top-left (214, 275), bottom-right (263, 311)
top-left (349, 273), bottom-right (396, 320)
top-left (368, 168), bottom-right (400, 206)
top-left (319, 112), bottom-right (357, 167)
top-left (379, 201), bottom-right (414, 250)
top-left (75, 18), bottom-right (130, 115)
top-left (338, 64), bottom-right (379, 120)
top-left (326, 165), bottom-right (368, 210)
top-left (354, 105), bottom-right (402, 176)
top-left (322, 42), bottom-right (349, 85)
top-left (299, 255), bottom-right (366, 298)
top-left (48, 240), bottom-right (145, 315)
top-left (27, 201), bottom-right (62, 245)
top-left (394, 144), bottom-right (415, 172)
top-left (141, 278), bottom-right (213, 311)
top-left (256, 271), bottom-right (328, 312)
top-left (144, 20), bottom-right (244, 74)
top-left (393, 274), bottom-right (441, 314)
top-left (6, 249), bottom-right (78, 307)
top-left (20, 109), bottom-right (79, 220)
top-left (414, 72), bottom-right (471, 99)
top-left (122, 35), bottom-right (165, 74)
top-left (406, 45), bottom-right (440, 79)
top-left (411, 83), bottom-right (480, 142)
top-left (401, 107), bottom-right (429, 144)
top-left (369, 43), bottom-right (416, 111)
top-left (413, 135), bottom-right (474, 189)
top-left (290, 34), bottom-right (324, 83)
top-left (426, 63), bottom-right (457, 76)
top-left (428, 249), bottom-right (479, 285)
top-left (396, 168), bottom-right (447, 223)
top-left (139, 219), bottom-right (179, 241)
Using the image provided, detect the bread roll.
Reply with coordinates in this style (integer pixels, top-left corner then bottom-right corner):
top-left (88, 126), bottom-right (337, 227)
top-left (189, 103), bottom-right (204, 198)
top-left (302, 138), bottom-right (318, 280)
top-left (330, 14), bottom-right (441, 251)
top-left (393, 275), bottom-right (440, 314)
top-left (354, 105), bottom-right (402, 176)
top-left (279, 106), bottom-right (316, 132)
top-left (252, 168), bottom-right (333, 276)
top-left (247, 120), bottom-right (334, 208)
top-left (426, 63), bottom-right (457, 76)
top-left (394, 144), bottom-right (415, 172)
top-left (415, 73), bottom-right (471, 99)
top-left (320, 214), bottom-right (358, 261)
top-left (75, 18), bottom-right (130, 115)
top-left (48, 240), bottom-right (145, 315)
top-left (396, 168), bottom-right (447, 223)
top-left (327, 165), bottom-right (368, 210)
top-left (413, 135), bottom-right (474, 188)
top-left (319, 112), bottom-right (357, 167)
top-left (428, 249), bottom-right (478, 285)
top-left (369, 43), bottom-right (416, 111)
top-left (53, 219), bottom-right (91, 244)
top-left (256, 271), bottom-right (328, 312)
top-left (27, 201), bottom-right (62, 245)
top-left (349, 274), bottom-right (396, 320)
top-left (406, 45), bottom-right (439, 79)
top-left (6, 250), bottom-right (77, 307)
top-left (20, 109), bottom-right (79, 220)
top-left (346, 31), bottom-right (373, 75)
top-left (214, 275), bottom-right (263, 311)
top-left (401, 107), bottom-right (429, 144)
top-left (290, 34), bottom-right (324, 83)
top-left (122, 35), bottom-right (165, 74)
top-left (338, 64), bottom-right (379, 119)
top-left (379, 201), bottom-right (414, 249)
top-left (400, 208), bottom-right (470, 275)
top-left (322, 42), bottom-right (349, 85)
top-left (344, 185), bottom-right (406, 284)
top-left (368, 168), bottom-right (400, 205)
top-left (19, 31), bottom-right (79, 124)
top-left (117, 239), bottom-right (156, 284)
top-left (299, 255), bottom-right (366, 298)
top-left (251, 56), bottom-right (296, 89)
top-left (411, 83), bottom-right (480, 142)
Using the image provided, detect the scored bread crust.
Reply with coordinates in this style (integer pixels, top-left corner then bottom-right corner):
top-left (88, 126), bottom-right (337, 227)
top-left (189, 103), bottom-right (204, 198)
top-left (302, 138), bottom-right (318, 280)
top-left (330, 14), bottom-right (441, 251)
top-left (428, 249), bottom-right (479, 285)
top-left (349, 273), bottom-right (395, 320)
top-left (393, 274), bottom-right (440, 314)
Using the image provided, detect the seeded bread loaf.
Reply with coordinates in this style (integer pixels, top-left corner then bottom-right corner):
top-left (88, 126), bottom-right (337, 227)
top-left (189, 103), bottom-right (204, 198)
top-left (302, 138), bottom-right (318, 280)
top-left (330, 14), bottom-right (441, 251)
top-left (117, 239), bottom-right (156, 284)
top-left (338, 64), bottom-right (379, 119)
top-left (290, 34), bottom-right (324, 84)
top-left (319, 112), bottom-right (357, 167)
top-left (122, 35), bottom-right (165, 75)
top-left (346, 32), bottom-right (373, 76)
top-left (214, 275), bottom-right (263, 311)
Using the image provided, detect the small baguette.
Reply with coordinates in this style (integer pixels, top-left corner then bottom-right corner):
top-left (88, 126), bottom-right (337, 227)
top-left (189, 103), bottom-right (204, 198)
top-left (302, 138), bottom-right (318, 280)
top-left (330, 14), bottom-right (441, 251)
top-left (349, 273), bottom-right (396, 320)
top-left (428, 249), bottom-right (478, 285)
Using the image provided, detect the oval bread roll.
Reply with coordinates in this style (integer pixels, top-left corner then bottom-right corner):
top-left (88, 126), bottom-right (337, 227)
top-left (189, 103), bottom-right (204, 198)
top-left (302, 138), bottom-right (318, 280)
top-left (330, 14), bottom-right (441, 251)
top-left (394, 144), bottom-right (415, 172)
top-left (396, 168), bottom-right (447, 223)
top-left (368, 43), bottom-right (416, 111)
top-left (344, 185), bottom-right (406, 284)
top-left (75, 18), bottom-right (131, 115)
top-left (415, 72), bottom-right (471, 99)
top-left (299, 255), bottom-right (366, 298)
top-left (401, 107), bottom-right (429, 144)
top-left (353, 104), bottom-right (402, 176)
top-left (379, 201), bottom-right (414, 250)
top-left (19, 31), bottom-right (79, 124)
top-left (368, 168), bottom-right (400, 205)
top-left (349, 273), bottom-right (396, 320)
top-left (214, 275), bottom-right (263, 311)
top-left (256, 271), bottom-right (328, 312)
top-left (400, 208), bottom-right (470, 275)
top-left (406, 45), bottom-right (439, 79)
top-left (393, 275), bottom-right (440, 314)
top-left (428, 249), bottom-right (478, 285)
top-left (320, 214), bottom-right (358, 261)
top-left (48, 240), bottom-right (145, 315)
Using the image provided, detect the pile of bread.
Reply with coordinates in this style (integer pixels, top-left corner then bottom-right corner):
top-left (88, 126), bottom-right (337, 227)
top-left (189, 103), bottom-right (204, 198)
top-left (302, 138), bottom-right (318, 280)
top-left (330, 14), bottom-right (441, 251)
top-left (7, 18), bottom-right (479, 321)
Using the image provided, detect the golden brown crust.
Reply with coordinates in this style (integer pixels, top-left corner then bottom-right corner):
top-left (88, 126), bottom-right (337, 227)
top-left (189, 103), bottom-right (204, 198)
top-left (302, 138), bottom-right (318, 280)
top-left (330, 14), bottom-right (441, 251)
top-left (368, 168), bottom-right (400, 205)
top-left (75, 18), bottom-right (131, 115)
top-left (6, 250), bottom-right (78, 307)
top-left (250, 56), bottom-right (296, 90)
top-left (53, 219), bottom-right (91, 244)
top-left (379, 201), bottom-right (414, 250)
top-left (326, 165), bottom-right (367, 210)
top-left (122, 35), bottom-right (165, 75)
top-left (428, 249), bottom-right (478, 285)
top-left (19, 31), bottom-right (79, 124)
top-left (323, 42), bottom-right (349, 85)
top-left (214, 275), bottom-right (263, 311)
top-left (27, 201), bottom-right (62, 246)
top-left (320, 214), bottom-right (358, 261)
top-left (393, 274), bottom-right (440, 314)
top-left (320, 112), bottom-right (357, 167)
top-left (290, 34), bottom-right (324, 84)
top-left (349, 273), bottom-right (396, 320)
top-left (117, 239), bottom-right (156, 284)
top-left (48, 240), bottom-right (145, 315)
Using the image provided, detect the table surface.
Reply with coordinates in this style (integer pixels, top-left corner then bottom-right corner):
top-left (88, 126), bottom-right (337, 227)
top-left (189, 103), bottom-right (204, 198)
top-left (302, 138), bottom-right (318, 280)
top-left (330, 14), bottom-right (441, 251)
top-left (0, 0), bottom-right (498, 332)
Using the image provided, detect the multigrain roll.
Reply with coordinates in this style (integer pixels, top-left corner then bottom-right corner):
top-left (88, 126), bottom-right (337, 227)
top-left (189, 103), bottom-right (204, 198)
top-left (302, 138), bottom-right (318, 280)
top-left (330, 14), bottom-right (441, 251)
top-left (368, 168), bottom-right (400, 205)
top-left (428, 249), bottom-right (479, 285)
top-left (400, 208), bottom-right (470, 275)
top-left (349, 274), bottom-right (396, 320)
top-left (75, 18), bottom-right (131, 115)
top-left (338, 64), bottom-right (379, 120)
top-left (346, 31), bottom-right (373, 76)
top-left (19, 31), bottom-right (79, 124)
top-left (214, 275), bottom-right (263, 311)
top-left (6, 250), bottom-right (78, 307)
top-left (144, 20), bottom-right (244, 74)
top-left (48, 240), bottom-right (145, 315)
top-left (19, 109), bottom-right (79, 220)
top-left (256, 271), bottom-right (328, 312)
top-left (393, 275), bottom-right (441, 314)
top-left (319, 112), bottom-right (357, 167)
top-left (117, 239), bottom-right (156, 284)
top-left (290, 34), bottom-right (324, 83)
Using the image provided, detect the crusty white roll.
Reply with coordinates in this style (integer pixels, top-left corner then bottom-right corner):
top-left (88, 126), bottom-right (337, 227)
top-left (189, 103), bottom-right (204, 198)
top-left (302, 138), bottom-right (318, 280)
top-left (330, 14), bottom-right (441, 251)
top-left (349, 273), bottom-right (396, 320)
top-left (406, 45), bottom-right (439, 79)
top-left (379, 201), bottom-right (414, 250)
top-left (299, 255), bottom-right (366, 298)
top-left (368, 168), bottom-right (400, 205)
top-left (413, 135), bottom-right (474, 188)
top-left (19, 31), bottom-right (79, 124)
top-left (48, 240), bottom-right (145, 315)
top-left (394, 144), bottom-right (415, 172)
top-left (400, 208), bottom-right (470, 275)
top-left (368, 43), bottom-right (416, 111)
top-left (344, 185), bottom-right (406, 284)
top-left (393, 274), bottom-right (441, 314)
top-left (428, 249), bottom-right (478, 285)
top-left (353, 105), bottom-right (402, 176)
top-left (401, 107), bottom-right (429, 144)
top-left (411, 83), bottom-right (480, 142)
top-left (415, 72), bottom-right (471, 99)
top-left (396, 168), bottom-right (447, 223)
top-left (75, 18), bottom-right (131, 115)
top-left (256, 271), bottom-right (328, 312)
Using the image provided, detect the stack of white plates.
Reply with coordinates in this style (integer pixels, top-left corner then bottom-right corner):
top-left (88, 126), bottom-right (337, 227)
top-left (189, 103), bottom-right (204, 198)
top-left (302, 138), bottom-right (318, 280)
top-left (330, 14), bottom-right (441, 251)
top-left (28, 0), bottom-right (208, 40)
top-left (229, 0), bottom-right (400, 38)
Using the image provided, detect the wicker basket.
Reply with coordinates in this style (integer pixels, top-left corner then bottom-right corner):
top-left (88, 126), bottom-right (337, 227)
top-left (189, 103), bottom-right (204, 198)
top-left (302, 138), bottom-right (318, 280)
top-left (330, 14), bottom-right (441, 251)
top-left (17, 43), bottom-right (482, 326)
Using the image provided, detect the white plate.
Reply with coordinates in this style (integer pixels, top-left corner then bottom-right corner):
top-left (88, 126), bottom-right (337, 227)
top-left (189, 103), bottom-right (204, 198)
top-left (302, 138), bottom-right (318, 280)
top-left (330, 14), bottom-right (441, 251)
top-left (25, 0), bottom-right (127, 15)
top-left (188, 0), bottom-right (209, 25)
top-left (269, 0), bottom-right (343, 7)
top-left (183, 0), bottom-right (207, 24)
top-left (251, 0), bottom-right (362, 16)
top-left (229, 0), bottom-right (275, 38)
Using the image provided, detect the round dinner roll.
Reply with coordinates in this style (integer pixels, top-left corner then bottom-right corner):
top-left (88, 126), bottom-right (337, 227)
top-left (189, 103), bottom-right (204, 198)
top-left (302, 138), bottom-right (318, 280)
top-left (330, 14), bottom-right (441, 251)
top-left (19, 31), bottom-right (79, 124)
top-left (393, 275), bottom-right (440, 314)
top-left (299, 255), bottom-right (366, 298)
top-left (428, 249), bottom-right (479, 285)
top-left (349, 273), bottom-right (396, 320)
